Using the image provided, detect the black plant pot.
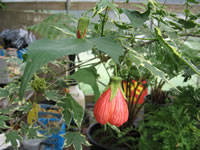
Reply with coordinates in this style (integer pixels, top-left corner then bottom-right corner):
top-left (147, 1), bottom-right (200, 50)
top-left (87, 123), bottom-right (133, 150)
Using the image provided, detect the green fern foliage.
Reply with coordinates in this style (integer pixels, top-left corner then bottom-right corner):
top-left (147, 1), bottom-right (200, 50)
top-left (28, 13), bottom-right (77, 39)
top-left (139, 105), bottom-right (200, 150)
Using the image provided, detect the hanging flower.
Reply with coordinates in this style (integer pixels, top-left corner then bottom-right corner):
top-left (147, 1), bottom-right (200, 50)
top-left (76, 16), bottom-right (89, 39)
top-left (94, 76), bottom-right (129, 127)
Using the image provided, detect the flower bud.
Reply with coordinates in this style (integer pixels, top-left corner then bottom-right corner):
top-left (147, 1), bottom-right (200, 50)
top-left (77, 16), bottom-right (89, 39)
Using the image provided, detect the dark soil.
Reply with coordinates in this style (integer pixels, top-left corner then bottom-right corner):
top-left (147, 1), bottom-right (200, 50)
top-left (90, 123), bottom-right (140, 150)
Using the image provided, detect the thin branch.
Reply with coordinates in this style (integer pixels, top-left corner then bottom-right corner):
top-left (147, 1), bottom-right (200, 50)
top-left (46, 59), bottom-right (102, 89)
top-left (137, 39), bottom-right (158, 47)
top-left (119, 36), bottom-right (156, 41)
top-left (179, 34), bottom-right (200, 38)
top-left (102, 62), bottom-right (111, 78)
top-left (97, 80), bottom-right (107, 87)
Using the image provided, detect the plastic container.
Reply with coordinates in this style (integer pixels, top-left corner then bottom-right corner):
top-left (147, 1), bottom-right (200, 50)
top-left (22, 138), bottom-right (43, 150)
top-left (69, 85), bottom-right (85, 109)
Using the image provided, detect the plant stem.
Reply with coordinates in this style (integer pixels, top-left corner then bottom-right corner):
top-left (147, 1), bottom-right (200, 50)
top-left (97, 80), bottom-right (107, 87)
top-left (184, 1), bottom-right (189, 34)
top-left (75, 57), bottom-right (97, 68)
top-left (114, 63), bottom-right (118, 76)
top-left (101, 7), bottom-right (109, 37)
top-left (46, 58), bottom-right (100, 89)
top-left (102, 62), bottom-right (111, 78)
top-left (181, 57), bottom-right (200, 76)
top-left (127, 78), bottom-right (132, 113)
top-left (119, 36), bottom-right (156, 41)
top-left (179, 34), bottom-right (200, 38)
top-left (128, 82), bottom-right (139, 124)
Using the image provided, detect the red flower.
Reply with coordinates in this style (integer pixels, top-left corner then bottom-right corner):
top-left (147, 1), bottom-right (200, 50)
top-left (94, 77), bottom-right (129, 127)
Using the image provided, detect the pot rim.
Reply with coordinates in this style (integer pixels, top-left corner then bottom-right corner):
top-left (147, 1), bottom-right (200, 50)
top-left (86, 123), bottom-right (129, 150)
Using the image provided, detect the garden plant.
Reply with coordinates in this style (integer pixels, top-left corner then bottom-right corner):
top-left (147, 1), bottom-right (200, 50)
top-left (0, 0), bottom-right (200, 149)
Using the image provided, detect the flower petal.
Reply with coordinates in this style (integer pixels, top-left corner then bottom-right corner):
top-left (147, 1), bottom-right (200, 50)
top-left (77, 30), bottom-right (81, 39)
top-left (108, 88), bottom-right (129, 127)
top-left (94, 89), bottom-right (116, 125)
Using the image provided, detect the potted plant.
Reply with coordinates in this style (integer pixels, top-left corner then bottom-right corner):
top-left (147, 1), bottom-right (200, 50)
top-left (1, 0), bottom-right (200, 149)
top-left (87, 76), bottom-right (147, 150)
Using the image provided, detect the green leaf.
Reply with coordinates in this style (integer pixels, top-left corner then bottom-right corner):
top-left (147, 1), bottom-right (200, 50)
top-left (53, 26), bottom-right (76, 37)
top-left (71, 98), bottom-right (84, 128)
top-left (5, 131), bottom-right (21, 150)
top-left (57, 95), bottom-right (84, 128)
top-left (18, 103), bottom-right (33, 113)
top-left (127, 49), bottom-right (171, 86)
top-left (94, 0), bottom-right (119, 16)
top-left (19, 38), bottom-right (93, 99)
top-left (69, 66), bottom-right (100, 101)
top-left (65, 132), bottom-right (90, 150)
top-left (21, 122), bottom-right (39, 139)
top-left (107, 123), bottom-right (121, 133)
top-left (0, 106), bottom-right (16, 114)
top-left (155, 27), bottom-right (200, 77)
top-left (187, 0), bottom-right (199, 3)
top-left (0, 88), bottom-right (9, 98)
top-left (28, 13), bottom-right (77, 39)
top-left (122, 6), bottom-right (150, 28)
top-left (0, 120), bottom-right (10, 129)
top-left (0, 115), bottom-right (10, 121)
top-left (113, 21), bottom-right (133, 29)
top-left (89, 37), bottom-right (124, 63)
top-left (178, 18), bottom-right (197, 29)
top-left (61, 105), bottom-right (73, 128)
top-left (45, 90), bottom-right (63, 102)
top-left (166, 21), bottom-right (183, 31)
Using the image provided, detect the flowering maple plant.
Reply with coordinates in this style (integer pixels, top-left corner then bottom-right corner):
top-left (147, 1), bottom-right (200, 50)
top-left (1, 0), bottom-right (200, 150)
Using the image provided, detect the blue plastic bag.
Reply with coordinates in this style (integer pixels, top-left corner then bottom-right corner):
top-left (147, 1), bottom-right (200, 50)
top-left (17, 48), bottom-right (27, 60)
top-left (0, 48), bottom-right (4, 56)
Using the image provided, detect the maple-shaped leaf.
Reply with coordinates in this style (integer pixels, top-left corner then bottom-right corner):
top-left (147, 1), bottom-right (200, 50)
top-left (45, 90), bottom-right (63, 102)
top-left (64, 132), bottom-right (90, 150)
top-left (57, 95), bottom-right (84, 128)
top-left (21, 121), bottom-right (39, 139)
top-left (122, 5), bottom-right (151, 28)
top-left (5, 131), bottom-right (21, 150)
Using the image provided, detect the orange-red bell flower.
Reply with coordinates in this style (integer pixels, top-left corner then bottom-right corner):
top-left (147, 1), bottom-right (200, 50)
top-left (94, 77), bottom-right (128, 127)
